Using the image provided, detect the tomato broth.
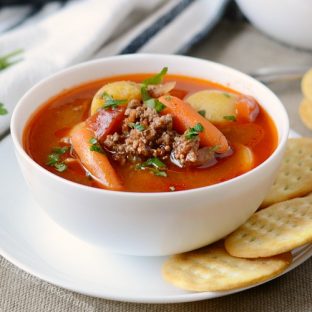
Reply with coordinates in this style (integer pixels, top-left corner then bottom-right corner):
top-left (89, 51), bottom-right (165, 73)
top-left (24, 73), bottom-right (278, 192)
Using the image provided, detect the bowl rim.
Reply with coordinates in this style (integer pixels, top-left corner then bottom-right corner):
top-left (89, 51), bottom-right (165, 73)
top-left (10, 53), bottom-right (289, 198)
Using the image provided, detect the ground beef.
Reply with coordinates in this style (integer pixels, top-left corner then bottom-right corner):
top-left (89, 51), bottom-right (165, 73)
top-left (172, 134), bottom-right (200, 166)
top-left (103, 99), bottom-right (210, 167)
top-left (104, 100), bottom-right (176, 164)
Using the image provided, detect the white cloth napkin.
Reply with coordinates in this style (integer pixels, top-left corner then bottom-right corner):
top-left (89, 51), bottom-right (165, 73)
top-left (0, 0), bottom-right (228, 136)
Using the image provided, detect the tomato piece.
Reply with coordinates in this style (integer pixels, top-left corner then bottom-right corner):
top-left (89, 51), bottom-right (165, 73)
top-left (236, 95), bottom-right (259, 123)
top-left (85, 107), bottom-right (126, 143)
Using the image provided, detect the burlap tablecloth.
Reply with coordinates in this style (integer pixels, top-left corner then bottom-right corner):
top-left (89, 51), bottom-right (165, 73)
top-left (1, 20), bottom-right (312, 312)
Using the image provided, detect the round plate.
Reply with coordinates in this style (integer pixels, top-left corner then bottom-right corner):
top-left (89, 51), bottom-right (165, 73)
top-left (1, 133), bottom-right (311, 304)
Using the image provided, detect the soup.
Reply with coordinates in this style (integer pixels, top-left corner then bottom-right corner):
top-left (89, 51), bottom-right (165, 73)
top-left (23, 68), bottom-right (277, 192)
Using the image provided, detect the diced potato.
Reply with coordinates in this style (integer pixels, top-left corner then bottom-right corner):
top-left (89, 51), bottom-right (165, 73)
top-left (236, 143), bottom-right (254, 172)
top-left (301, 68), bottom-right (312, 102)
top-left (90, 81), bottom-right (141, 115)
top-left (186, 90), bottom-right (237, 123)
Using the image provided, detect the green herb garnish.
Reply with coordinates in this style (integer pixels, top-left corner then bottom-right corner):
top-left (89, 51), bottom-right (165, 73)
top-left (141, 67), bottom-right (169, 106)
top-left (198, 110), bottom-right (206, 117)
top-left (223, 115), bottom-right (236, 121)
top-left (142, 67), bottom-right (168, 86)
top-left (54, 162), bottom-right (68, 172)
top-left (47, 153), bottom-right (60, 166)
top-left (144, 157), bottom-right (166, 169)
top-left (141, 85), bottom-right (150, 102)
top-left (89, 137), bottom-right (103, 153)
top-left (153, 169), bottom-right (167, 177)
top-left (136, 157), bottom-right (167, 177)
top-left (145, 98), bottom-right (166, 113)
top-left (128, 122), bottom-right (145, 132)
top-left (102, 92), bottom-right (127, 110)
top-left (0, 49), bottom-right (23, 71)
top-left (46, 145), bottom-right (69, 172)
top-left (185, 123), bottom-right (204, 140)
top-left (0, 103), bottom-right (8, 115)
top-left (52, 146), bottom-right (69, 154)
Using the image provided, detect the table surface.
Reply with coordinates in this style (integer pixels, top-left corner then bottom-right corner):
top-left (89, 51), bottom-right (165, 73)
top-left (1, 19), bottom-right (312, 312)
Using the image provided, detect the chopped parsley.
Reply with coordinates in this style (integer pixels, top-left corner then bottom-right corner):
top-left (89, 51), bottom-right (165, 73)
top-left (185, 123), bottom-right (204, 140)
top-left (47, 153), bottom-right (60, 166)
top-left (145, 98), bottom-right (165, 113)
top-left (46, 146), bottom-right (69, 172)
top-left (141, 67), bottom-right (168, 110)
top-left (128, 122), bottom-right (145, 132)
top-left (142, 67), bottom-right (168, 86)
top-left (136, 157), bottom-right (167, 177)
top-left (52, 146), bottom-right (69, 154)
top-left (0, 49), bottom-right (23, 71)
top-left (223, 115), bottom-right (236, 121)
top-left (198, 110), bottom-right (206, 117)
top-left (153, 170), bottom-right (167, 177)
top-left (89, 137), bottom-right (103, 153)
top-left (102, 92), bottom-right (127, 110)
top-left (0, 103), bottom-right (8, 115)
top-left (141, 85), bottom-right (151, 102)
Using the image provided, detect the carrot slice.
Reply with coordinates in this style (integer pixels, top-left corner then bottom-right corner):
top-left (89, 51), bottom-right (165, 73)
top-left (71, 126), bottom-right (123, 191)
top-left (159, 95), bottom-right (229, 153)
top-left (236, 95), bottom-right (259, 123)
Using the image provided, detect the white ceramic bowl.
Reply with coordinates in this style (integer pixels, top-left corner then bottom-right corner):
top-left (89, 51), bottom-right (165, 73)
top-left (236, 0), bottom-right (312, 50)
top-left (11, 54), bottom-right (289, 256)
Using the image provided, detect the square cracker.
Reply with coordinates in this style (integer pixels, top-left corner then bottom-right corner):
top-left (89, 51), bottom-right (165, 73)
top-left (262, 138), bottom-right (312, 207)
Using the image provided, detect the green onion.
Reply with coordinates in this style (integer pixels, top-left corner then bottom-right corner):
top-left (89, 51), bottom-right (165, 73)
top-left (102, 92), bottom-right (127, 110)
top-left (223, 115), bottom-right (236, 121)
top-left (185, 123), bottom-right (204, 140)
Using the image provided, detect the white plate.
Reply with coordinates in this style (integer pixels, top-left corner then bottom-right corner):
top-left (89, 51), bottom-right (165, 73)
top-left (1, 132), bottom-right (311, 304)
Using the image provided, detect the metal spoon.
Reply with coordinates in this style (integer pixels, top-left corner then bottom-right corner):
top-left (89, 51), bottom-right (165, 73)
top-left (249, 65), bottom-right (311, 84)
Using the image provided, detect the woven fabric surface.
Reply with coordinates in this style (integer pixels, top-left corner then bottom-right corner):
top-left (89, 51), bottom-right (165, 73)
top-left (1, 256), bottom-right (311, 312)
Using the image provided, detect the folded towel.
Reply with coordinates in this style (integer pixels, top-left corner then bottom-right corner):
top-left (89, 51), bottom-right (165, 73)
top-left (0, 0), bottom-right (228, 136)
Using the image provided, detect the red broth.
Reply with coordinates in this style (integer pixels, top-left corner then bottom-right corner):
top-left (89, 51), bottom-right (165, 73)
top-left (23, 74), bottom-right (278, 192)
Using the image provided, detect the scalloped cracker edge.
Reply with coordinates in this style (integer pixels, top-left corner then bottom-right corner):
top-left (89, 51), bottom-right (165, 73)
top-left (163, 242), bottom-right (292, 292)
top-left (225, 193), bottom-right (312, 258)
